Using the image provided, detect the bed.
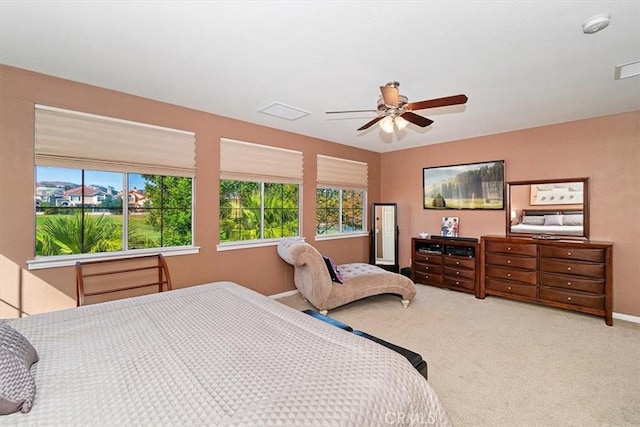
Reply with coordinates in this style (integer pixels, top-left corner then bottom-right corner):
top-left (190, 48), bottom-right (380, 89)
top-left (1, 281), bottom-right (451, 426)
top-left (511, 209), bottom-right (584, 236)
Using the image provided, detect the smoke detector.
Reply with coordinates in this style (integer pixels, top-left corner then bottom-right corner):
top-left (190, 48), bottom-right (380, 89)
top-left (582, 14), bottom-right (610, 34)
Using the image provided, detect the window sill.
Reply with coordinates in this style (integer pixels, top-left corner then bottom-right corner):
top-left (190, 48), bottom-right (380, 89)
top-left (27, 246), bottom-right (200, 270)
top-left (216, 237), bottom-right (306, 252)
top-left (314, 232), bottom-right (369, 241)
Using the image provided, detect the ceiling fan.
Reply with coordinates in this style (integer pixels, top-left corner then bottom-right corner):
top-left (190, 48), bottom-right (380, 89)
top-left (326, 81), bottom-right (468, 133)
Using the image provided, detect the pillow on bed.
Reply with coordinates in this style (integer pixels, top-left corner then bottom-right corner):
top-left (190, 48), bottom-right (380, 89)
top-left (0, 322), bottom-right (39, 415)
top-left (521, 216), bottom-right (545, 225)
top-left (543, 215), bottom-right (564, 226)
top-left (563, 214), bottom-right (583, 226)
top-left (322, 256), bottom-right (343, 284)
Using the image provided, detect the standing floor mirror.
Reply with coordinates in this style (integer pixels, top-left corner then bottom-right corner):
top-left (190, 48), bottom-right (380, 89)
top-left (370, 203), bottom-right (399, 273)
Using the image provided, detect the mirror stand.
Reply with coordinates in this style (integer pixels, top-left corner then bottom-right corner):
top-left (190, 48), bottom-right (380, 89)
top-left (370, 203), bottom-right (399, 273)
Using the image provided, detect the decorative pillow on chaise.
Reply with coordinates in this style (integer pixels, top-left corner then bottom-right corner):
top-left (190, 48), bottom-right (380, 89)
top-left (322, 256), bottom-right (343, 283)
top-left (0, 322), bottom-right (39, 415)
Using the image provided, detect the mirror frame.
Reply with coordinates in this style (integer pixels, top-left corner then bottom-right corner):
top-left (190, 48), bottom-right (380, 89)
top-left (506, 177), bottom-right (589, 241)
top-left (370, 203), bottom-right (399, 273)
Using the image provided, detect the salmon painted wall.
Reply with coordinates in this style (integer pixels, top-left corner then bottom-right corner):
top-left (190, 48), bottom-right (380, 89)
top-left (0, 65), bottom-right (380, 317)
top-left (380, 110), bottom-right (640, 318)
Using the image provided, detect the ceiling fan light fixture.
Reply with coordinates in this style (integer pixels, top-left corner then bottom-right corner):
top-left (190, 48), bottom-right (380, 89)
top-left (394, 116), bottom-right (409, 131)
top-left (379, 116), bottom-right (394, 133)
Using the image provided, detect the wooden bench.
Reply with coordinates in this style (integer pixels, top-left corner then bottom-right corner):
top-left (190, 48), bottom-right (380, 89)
top-left (75, 254), bottom-right (172, 306)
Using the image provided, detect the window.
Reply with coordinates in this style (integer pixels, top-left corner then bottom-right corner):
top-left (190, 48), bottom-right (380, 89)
top-left (32, 105), bottom-right (196, 266)
top-left (316, 155), bottom-right (368, 237)
top-left (316, 188), bottom-right (365, 235)
top-left (35, 167), bottom-right (192, 255)
top-left (219, 180), bottom-right (299, 242)
top-left (219, 139), bottom-right (303, 246)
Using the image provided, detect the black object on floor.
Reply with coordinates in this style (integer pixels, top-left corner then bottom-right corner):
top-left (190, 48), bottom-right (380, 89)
top-left (400, 267), bottom-right (411, 278)
top-left (302, 309), bottom-right (428, 379)
top-left (302, 309), bottom-right (353, 331)
top-left (352, 330), bottom-right (428, 380)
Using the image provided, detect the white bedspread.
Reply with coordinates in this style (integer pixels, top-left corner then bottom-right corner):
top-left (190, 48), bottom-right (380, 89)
top-left (511, 223), bottom-right (584, 236)
top-left (4, 281), bottom-right (451, 426)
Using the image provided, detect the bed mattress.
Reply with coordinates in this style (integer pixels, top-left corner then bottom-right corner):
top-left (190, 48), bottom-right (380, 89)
top-left (510, 223), bottom-right (584, 236)
top-left (4, 281), bottom-right (451, 426)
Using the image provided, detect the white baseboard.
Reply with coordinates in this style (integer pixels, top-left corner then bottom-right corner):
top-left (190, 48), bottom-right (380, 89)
top-left (269, 289), bottom-right (300, 299)
top-left (613, 312), bottom-right (640, 324)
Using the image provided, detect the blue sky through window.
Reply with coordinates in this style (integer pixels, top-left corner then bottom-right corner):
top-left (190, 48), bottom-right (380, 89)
top-left (37, 167), bottom-right (146, 191)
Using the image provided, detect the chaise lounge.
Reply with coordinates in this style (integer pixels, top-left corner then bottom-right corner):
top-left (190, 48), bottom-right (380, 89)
top-left (277, 238), bottom-right (417, 314)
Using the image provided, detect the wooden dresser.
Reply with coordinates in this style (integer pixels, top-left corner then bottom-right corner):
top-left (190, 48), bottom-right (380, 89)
top-left (411, 237), bottom-right (480, 296)
top-left (480, 236), bottom-right (613, 325)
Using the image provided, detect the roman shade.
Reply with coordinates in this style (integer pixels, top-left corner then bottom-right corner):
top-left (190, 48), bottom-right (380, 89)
top-left (220, 138), bottom-right (303, 184)
top-left (317, 155), bottom-right (368, 190)
top-left (35, 105), bottom-right (196, 177)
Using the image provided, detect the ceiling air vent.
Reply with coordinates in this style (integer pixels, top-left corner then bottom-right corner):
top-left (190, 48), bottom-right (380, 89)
top-left (614, 60), bottom-right (640, 80)
top-left (258, 102), bottom-right (310, 120)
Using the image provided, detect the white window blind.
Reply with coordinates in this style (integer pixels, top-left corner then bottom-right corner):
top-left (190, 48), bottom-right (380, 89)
top-left (220, 138), bottom-right (303, 183)
top-left (35, 105), bottom-right (196, 177)
top-left (317, 155), bottom-right (368, 190)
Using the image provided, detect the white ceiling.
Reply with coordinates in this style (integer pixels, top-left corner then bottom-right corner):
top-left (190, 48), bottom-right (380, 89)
top-left (1, 1), bottom-right (639, 153)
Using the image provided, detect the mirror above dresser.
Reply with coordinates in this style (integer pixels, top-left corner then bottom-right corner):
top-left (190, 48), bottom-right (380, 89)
top-left (506, 177), bottom-right (589, 241)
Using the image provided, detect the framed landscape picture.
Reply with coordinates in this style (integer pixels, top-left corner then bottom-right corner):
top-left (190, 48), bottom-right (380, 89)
top-left (423, 160), bottom-right (505, 210)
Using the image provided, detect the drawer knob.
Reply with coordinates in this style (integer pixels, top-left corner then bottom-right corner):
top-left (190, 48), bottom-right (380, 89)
top-left (507, 286), bottom-right (512, 290)
top-left (567, 297), bottom-right (572, 301)
top-left (567, 282), bottom-right (572, 286)
top-left (567, 252), bottom-right (572, 256)
top-left (456, 261), bottom-right (460, 265)
top-left (456, 271), bottom-right (460, 275)
top-left (507, 273), bottom-right (511, 277)
top-left (456, 281), bottom-right (460, 285)
top-left (507, 247), bottom-right (511, 251)
top-left (507, 260), bottom-right (511, 264)
top-left (567, 267), bottom-right (572, 271)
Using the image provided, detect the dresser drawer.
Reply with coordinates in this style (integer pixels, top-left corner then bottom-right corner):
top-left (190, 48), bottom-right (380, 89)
top-left (444, 266), bottom-right (476, 280)
top-left (539, 246), bottom-right (605, 263)
top-left (414, 271), bottom-right (443, 286)
top-left (414, 252), bottom-right (442, 265)
top-left (485, 241), bottom-right (537, 256)
top-left (443, 276), bottom-right (475, 290)
top-left (485, 278), bottom-right (537, 298)
top-left (414, 261), bottom-right (443, 275)
top-left (485, 253), bottom-right (537, 270)
top-left (539, 273), bottom-right (604, 294)
top-left (539, 286), bottom-right (605, 310)
top-left (443, 256), bottom-right (475, 270)
top-left (539, 259), bottom-right (605, 279)
top-left (485, 266), bottom-right (537, 284)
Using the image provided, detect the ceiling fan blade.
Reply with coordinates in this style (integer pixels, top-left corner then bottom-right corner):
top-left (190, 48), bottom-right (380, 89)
top-left (400, 111), bottom-right (434, 128)
top-left (380, 85), bottom-right (399, 107)
top-left (325, 109), bottom-right (377, 114)
top-left (405, 94), bottom-right (468, 111)
top-left (357, 116), bottom-right (384, 131)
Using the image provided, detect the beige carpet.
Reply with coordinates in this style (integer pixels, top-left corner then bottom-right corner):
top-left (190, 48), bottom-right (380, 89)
top-left (277, 285), bottom-right (640, 426)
